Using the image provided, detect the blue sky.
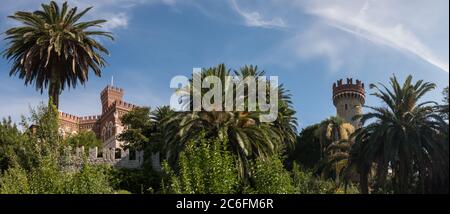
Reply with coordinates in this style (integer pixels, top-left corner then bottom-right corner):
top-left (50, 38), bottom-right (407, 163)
top-left (0, 0), bottom-right (448, 129)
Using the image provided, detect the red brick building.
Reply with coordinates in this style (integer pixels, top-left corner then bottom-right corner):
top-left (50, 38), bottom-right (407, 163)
top-left (58, 85), bottom-right (138, 149)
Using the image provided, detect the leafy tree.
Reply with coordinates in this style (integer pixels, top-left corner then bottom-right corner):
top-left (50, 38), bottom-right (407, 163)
top-left (65, 130), bottom-right (101, 148)
top-left (161, 134), bottom-right (240, 194)
top-left (289, 124), bottom-right (320, 169)
top-left (0, 117), bottom-right (27, 172)
top-left (348, 75), bottom-right (449, 194)
top-left (3, 1), bottom-right (113, 108)
top-left (118, 106), bottom-right (175, 170)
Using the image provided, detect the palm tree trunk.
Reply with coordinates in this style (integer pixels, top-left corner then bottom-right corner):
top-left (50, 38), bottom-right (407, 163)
top-left (360, 167), bottom-right (369, 194)
top-left (48, 77), bottom-right (60, 109)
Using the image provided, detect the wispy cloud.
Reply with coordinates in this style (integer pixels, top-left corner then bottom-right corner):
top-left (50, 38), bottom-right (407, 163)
top-left (302, 0), bottom-right (449, 73)
top-left (102, 12), bottom-right (129, 30)
top-left (230, 0), bottom-right (286, 28)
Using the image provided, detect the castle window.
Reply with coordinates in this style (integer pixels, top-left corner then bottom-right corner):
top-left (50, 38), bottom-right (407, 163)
top-left (345, 104), bottom-right (348, 111)
top-left (108, 121), bottom-right (114, 138)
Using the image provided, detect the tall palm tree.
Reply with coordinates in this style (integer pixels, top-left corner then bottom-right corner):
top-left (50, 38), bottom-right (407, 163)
top-left (3, 1), bottom-right (113, 108)
top-left (347, 75), bottom-right (449, 194)
top-left (315, 116), bottom-right (355, 183)
top-left (166, 64), bottom-right (297, 178)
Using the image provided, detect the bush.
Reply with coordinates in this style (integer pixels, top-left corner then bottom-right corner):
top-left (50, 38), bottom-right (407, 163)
top-left (162, 134), bottom-right (240, 194)
top-left (0, 158), bottom-right (113, 194)
top-left (108, 168), bottom-right (161, 194)
top-left (66, 164), bottom-right (113, 194)
top-left (246, 156), bottom-right (294, 194)
top-left (0, 166), bottom-right (30, 194)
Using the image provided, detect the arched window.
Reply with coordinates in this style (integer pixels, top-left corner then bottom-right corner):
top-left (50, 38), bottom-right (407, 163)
top-left (108, 121), bottom-right (113, 138)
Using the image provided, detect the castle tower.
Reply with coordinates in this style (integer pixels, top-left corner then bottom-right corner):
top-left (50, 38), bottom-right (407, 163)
top-left (332, 78), bottom-right (365, 128)
top-left (100, 85), bottom-right (124, 113)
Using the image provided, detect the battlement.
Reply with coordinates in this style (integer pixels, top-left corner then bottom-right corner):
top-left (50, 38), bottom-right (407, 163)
top-left (332, 78), bottom-right (365, 98)
top-left (116, 100), bottom-right (138, 109)
top-left (100, 85), bottom-right (124, 96)
top-left (59, 112), bottom-right (80, 122)
top-left (79, 115), bottom-right (102, 122)
top-left (103, 100), bottom-right (138, 114)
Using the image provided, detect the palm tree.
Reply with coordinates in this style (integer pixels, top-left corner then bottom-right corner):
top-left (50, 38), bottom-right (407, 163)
top-left (347, 75), bottom-right (449, 194)
top-left (315, 116), bottom-right (355, 184)
top-left (166, 64), bottom-right (297, 178)
top-left (3, 1), bottom-right (113, 108)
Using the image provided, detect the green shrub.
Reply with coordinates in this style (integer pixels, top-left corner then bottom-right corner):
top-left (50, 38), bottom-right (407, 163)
top-left (292, 163), bottom-right (336, 194)
top-left (0, 166), bottom-right (30, 194)
top-left (247, 156), bottom-right (295, 194)
top-left (108, 168), bottom-right (161, 194)
top-left (162, 134), bottom-right (240, 194)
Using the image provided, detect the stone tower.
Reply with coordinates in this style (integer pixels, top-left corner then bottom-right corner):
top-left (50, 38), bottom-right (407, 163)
top-left (332, 78), bottom-right (365, 128)
top-left (101, 86), bottom-right (124, 113)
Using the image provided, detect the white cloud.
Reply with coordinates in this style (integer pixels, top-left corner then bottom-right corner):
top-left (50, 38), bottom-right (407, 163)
top-left (102, 12), bottom-right (129, 30)
top-left (300, 0), bottom-right (449, 73)
top-left (230, 0), bottom-right (286, 28)
top-left (293, 32), bottom-right (343, 72)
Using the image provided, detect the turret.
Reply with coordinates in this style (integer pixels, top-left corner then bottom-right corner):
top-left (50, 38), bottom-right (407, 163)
top-left (332, 78), bottom-right (365, 128)
top-left (100, 85), bottom-right (124, 113)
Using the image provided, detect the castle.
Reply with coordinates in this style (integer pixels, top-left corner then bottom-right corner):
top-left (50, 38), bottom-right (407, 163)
top-left (58, 85), bottom-right (138, 149)
top-left (332, 78), bottom-right (365, 128)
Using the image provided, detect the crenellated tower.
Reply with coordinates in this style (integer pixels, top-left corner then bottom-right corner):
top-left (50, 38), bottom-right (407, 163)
top-left (332, 78), bottom-right (365, 128)
top-left (101, 85), bottom-right (124, 113)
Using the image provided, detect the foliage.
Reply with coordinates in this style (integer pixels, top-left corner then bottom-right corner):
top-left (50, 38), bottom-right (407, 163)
top-left (0, 160), bottom-right (113, 194)
top-left (315, 116), bottom-right (355, 183)
top-left (162, 134), bottom-right (240, 194)
top-left (0, 166), bottom-right (30, 194)
top-left (167, 64), bottom-right (297, 179)
top-left (66, 164), bottom-right (113, 194)
top-left (108, 168), bottom-right (161, 194)
top-left (0, 102), bottom-right (114, 194)
top-left (348, 75), bottom-right (449, 194)
top-left (0, 117), bottom-right (27, 172)
top-left (291, 163), bottom-right (336, 194)
top-left (288, 124), bottom-right (320, 169)
top-left (65, 130), bottom-right (102, 148)
top-left (246, 155), bottom-right (294, 194)
top-left (119, 106), bottom-right (174, 168)
top-left (3, 1), bottom-right (113, 108)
